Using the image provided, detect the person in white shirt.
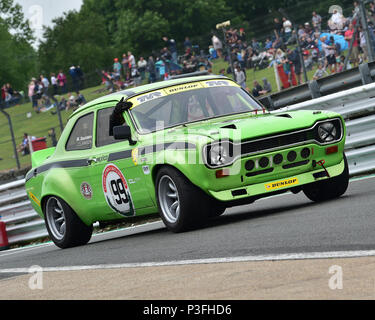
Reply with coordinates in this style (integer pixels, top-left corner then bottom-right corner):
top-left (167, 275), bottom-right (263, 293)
top-left (212, 35), bottom-right (222, 58)
top-left (234, 65), bottom-right (246, 89)
top-left (312, 11), bottom-right (322, 31)
top-left (137, 57), bottom-right (147, 80)
top-left (127, 51), bottom-right (136, 70)
top-left (40, 75), bottom-right (49, 95)
top-left (282, 17), bottom-right (292, 42)
top-left (50, 73), bottom-right (58, 95)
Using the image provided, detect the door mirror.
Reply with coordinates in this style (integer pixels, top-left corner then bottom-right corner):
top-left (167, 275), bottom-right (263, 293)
top-left (113, 125), bottom-right (137, 145)
top-left (113, 125), bottom-right (131, 140)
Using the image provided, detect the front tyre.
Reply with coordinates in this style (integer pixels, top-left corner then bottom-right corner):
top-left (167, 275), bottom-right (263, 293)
top-left (44, 196), bottom-right (93, 249)
top-left (156, 167), bottom-right (210, 232)
top-left (303, 154), bottom-right (349, 202)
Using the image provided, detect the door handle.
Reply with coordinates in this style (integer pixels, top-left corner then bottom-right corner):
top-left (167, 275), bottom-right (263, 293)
top-left (87, 158), bottom-right (97, 165)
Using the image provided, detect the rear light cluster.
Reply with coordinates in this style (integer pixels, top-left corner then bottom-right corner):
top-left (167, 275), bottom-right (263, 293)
top-left (245, 147), bottom-right (312, 172)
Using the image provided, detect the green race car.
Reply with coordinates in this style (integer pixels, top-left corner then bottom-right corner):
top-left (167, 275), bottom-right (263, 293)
top-left (25, 75), bottom-right (349, 248)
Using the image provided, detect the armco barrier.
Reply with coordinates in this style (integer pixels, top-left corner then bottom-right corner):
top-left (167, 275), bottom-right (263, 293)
top-left (274, 82), bottom-right (375, 175)
top-left (259, 61), bottom-right (375, 110)
top-left (1, 82), bottom-right (375, 248)
top-left (0, 179), bottom-right (48, 246)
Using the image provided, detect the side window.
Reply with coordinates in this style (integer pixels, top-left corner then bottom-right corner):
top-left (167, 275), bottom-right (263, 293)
top-left (66, 112), bottom-right (94, 151)
top-left (96, 107), bottom-right (120, 147)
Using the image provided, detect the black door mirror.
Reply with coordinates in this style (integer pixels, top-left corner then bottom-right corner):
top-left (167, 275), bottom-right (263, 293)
top-left (113, 125), bottom-right (131, 140)
top-left (113, 125), bottom-right (136, 145)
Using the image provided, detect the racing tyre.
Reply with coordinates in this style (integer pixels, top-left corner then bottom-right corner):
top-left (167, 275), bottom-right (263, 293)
top-left (208, 201), bottom-right (226, 218)
top-left (44, 196), bottom-right (93, 249)
top-left (303, 154), bottom-right (349, 202)
top-left (156, 166), bottom-right (211, 232)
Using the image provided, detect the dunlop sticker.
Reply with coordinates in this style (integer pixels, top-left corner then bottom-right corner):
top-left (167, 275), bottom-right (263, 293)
top-left (129, 80), bottom-right (238, 108)
top-left (163, 82), bottom-right (204, 95)
top-left (265, 177), bottom-right (299, 191)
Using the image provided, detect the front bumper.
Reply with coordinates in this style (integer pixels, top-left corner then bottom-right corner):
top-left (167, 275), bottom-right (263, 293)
top-left (207, 157), bottom-right (345, 202)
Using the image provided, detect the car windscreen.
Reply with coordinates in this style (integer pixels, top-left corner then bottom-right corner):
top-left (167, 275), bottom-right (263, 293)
top-left (129, 84), bottom-right (265, 133)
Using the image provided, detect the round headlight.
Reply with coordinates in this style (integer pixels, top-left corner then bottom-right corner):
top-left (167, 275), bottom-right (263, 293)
top-left (318, 122), bottom-right (337, 143)
top-left (209, 144), bottom-right (229, 166)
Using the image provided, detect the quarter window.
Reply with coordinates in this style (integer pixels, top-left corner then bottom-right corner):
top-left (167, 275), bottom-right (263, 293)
top-left (66, 112), bottom-right (94, 151)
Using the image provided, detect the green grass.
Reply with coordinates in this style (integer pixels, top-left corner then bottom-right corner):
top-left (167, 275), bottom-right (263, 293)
top-left (0, 85), bottom-right (108, 172)
top-left (211, 58), bottom-right (319, 94)
top-left (0, 59), bottom-right (323, 172)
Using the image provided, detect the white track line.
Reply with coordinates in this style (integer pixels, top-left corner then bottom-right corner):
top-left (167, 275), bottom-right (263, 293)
top-left (0, 175), bottom-right (374, 259)
top-left (0, 221), bottom-right (164, 258)
top-left (1, 250), bottom-right (375, 273)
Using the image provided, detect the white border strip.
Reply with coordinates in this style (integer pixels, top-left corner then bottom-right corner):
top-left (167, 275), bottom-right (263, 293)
top-left (1, 250), bottom-right (375, 273)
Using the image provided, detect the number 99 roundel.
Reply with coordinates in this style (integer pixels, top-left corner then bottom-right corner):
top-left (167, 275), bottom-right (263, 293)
top-left (102, 164), bottom-right (135, 217)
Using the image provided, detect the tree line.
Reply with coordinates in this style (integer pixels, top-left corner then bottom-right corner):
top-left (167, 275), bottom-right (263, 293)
top-left (1, 0), bottom-right (355, 92)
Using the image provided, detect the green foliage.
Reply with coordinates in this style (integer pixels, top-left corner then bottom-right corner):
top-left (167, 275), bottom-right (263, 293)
top-left (38, 10), bottom-right (114, 75)
top-left (0, 0), bottom-right (36, 90)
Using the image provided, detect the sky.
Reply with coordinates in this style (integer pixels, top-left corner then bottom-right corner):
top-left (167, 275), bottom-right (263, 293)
top-left (15, 0), bottom-right (83, 43)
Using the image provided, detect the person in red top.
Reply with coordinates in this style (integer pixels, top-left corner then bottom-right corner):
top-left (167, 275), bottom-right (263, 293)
top-left (345, 23), bottom-right (359, 67)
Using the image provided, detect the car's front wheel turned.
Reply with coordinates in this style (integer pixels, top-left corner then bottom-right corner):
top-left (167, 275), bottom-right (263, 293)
top-left (156, 167), bottom-right (210, 233)
top-left (303, 154), bottom-right (349, 202)
top-left (44, 196), bottom-right (92, 249)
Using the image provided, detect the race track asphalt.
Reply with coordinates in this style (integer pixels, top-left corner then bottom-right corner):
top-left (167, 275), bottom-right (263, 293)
top-left (0, 176), bottom-right (374, 273)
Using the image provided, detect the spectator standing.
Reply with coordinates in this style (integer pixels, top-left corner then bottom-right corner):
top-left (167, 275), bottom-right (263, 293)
top-left (163, 37), bottom-right (178, 64)
top-left (184, 37), bottom-right (192, 51)
top-left (273, 18), bottom-right (283, 39)
top-left (127, 51), bottom-right (136, 71)
top-left (282, 17), bottom-right (292, 42)
top-left (344, 23), bottom-right (359, 67)
top-left (312, 12), bottom-right (322, 31)
top-left (287, 48), bottom-right (302, 85)
top-left (137, 57), bottom-right (147, 81)
top-left (234, 65), bottom-right (246, 89)
top-left (359, 27), bottom-right (368, 62)
top-left (321, 36), bottom-right (337, 73)
top-left (147, 56), bottom-right (156, 83)
top-left (122, 53), bottom-right (129, 76)
top-left (212, 34), bottom-right (223, 58)
top-left (28, 80), bottom-right (35, 103)
top-left (76, 66), bottom-right (84, 90)
top-left (41, 75), bottom-right (49, 95)
top-left (69, 66), bottom-right (80, 93)
top-left (282, 57), bottom-right (293, 85)
top-left (368, 1), bottom-right (375, 25)
top-left (57, 70), bottom-right (67, 94)
top-left (238, 28), bottom-right (246, 42)
top-left (50, 73), bottom-right (58, 95)
top-left (113, 58), bottom-right (122, 80)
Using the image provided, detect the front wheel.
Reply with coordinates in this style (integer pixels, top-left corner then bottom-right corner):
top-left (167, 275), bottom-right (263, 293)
top-left (44, 196), bottom-right (93, 249)
top-left (156, 167), bottom-right (211, 232)
top-left (303, 154), bottom-right (349, 202)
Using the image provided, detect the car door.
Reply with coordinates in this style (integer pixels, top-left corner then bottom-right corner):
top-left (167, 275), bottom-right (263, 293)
top-left (63, 112), bottom-right (98, 216)
top-left (88, 104), bottom-right (154, 219)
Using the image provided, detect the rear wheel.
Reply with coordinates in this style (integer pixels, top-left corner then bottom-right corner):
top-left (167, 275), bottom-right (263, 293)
top-left (44, 196), bottom-right (92, 249)
top-left (303, 154), bottom-right (349, 202)
top-left (156, 167), bottom-right (211, 232)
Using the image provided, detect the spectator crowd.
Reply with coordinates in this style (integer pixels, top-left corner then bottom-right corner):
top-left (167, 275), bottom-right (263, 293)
top-left (2, 1), bottom-right (375, 114)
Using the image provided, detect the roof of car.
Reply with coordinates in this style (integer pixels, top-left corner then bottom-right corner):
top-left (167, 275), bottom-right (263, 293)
top-left (69, 74), bottom-right (229, 119)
